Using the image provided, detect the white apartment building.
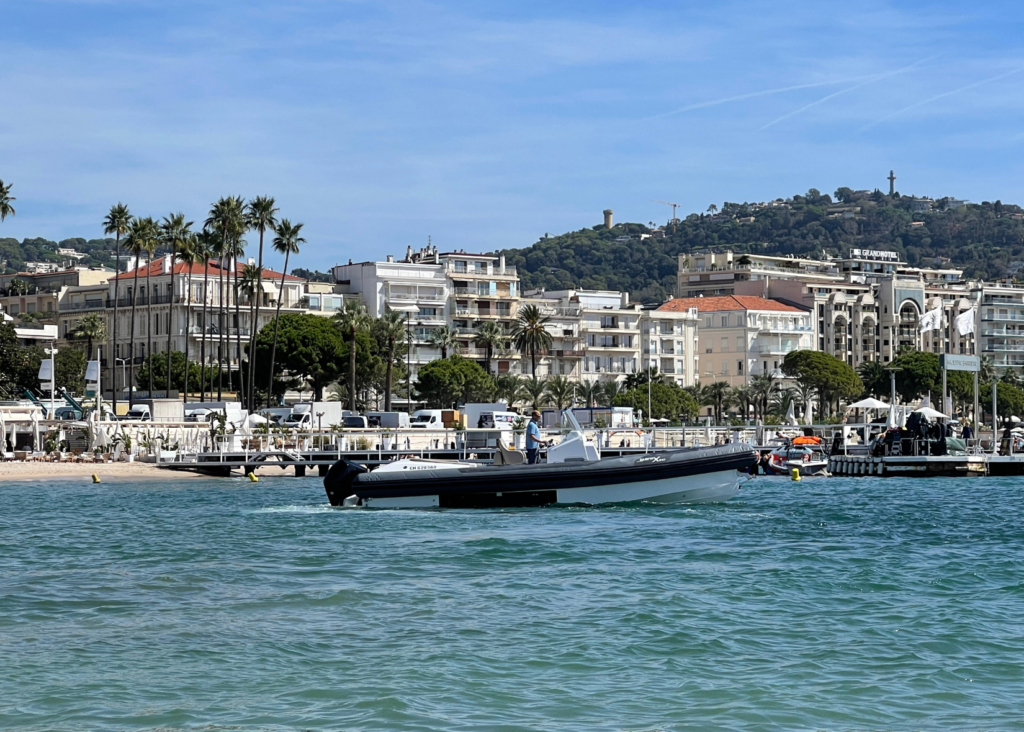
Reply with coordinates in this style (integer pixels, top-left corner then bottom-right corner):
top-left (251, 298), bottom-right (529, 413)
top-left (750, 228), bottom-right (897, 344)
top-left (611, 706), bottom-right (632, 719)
top-left (660, 295), bottom-right (812, 387)
top-left (640, 305), bottom-right (700, 387)
top-left (973, 283), bottom-right (1024, 369)
top-left (333, 245), bottom-right (522, 379)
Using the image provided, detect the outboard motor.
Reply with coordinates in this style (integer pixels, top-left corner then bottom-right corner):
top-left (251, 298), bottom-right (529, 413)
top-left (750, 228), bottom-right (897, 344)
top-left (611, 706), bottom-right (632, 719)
top-left (323, 460), bottom-right (368, 507)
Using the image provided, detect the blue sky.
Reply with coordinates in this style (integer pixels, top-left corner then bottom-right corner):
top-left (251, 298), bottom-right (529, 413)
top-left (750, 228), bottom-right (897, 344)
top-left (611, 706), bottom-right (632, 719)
top-left (1, 0), bottom-right (1023, 272)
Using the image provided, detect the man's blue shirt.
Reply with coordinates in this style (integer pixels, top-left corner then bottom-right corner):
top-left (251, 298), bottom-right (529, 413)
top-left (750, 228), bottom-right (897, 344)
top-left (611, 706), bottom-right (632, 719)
top-left (526, 420), bottom-right (541, 447)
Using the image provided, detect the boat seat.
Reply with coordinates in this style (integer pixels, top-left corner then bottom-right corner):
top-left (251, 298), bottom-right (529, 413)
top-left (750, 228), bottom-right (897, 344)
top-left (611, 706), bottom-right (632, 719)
top-left (494, 439), bottom-right (525, 466)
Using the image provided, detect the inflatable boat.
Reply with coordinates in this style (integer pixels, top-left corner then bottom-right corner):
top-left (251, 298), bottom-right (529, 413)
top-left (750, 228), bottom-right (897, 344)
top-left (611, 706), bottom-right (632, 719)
top-left (323, 443), bottom-right (758, 509)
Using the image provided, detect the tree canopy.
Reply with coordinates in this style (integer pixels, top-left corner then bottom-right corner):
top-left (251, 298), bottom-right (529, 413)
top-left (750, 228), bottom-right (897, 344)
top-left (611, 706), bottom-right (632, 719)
top-left (251, 313), bottom-right (345, 401)
top-left (414, 355), bottom-right (494, 408)
top-left (612, 381), bottom-right (700, 422)
top-left (781, 350), bottom-right (862, 415)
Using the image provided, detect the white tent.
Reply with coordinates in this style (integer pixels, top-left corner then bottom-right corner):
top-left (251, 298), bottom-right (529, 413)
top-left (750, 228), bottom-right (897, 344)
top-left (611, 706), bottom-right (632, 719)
top-left (244, 413), bottom-right (268, 428)
top-left (848, 397), bottom-right (889, 410)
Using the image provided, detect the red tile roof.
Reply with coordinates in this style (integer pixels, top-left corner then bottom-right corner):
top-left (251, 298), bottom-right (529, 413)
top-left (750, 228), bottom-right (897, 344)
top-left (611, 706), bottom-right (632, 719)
top-left (114, 260), bottom-right (303, 282)
top-left (657, 295), bottom-right (805, 313)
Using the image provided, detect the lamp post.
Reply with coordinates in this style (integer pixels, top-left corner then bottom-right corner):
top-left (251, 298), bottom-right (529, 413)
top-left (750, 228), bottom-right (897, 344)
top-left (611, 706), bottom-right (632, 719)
top-left (390, 304), bottom-right (420, 413)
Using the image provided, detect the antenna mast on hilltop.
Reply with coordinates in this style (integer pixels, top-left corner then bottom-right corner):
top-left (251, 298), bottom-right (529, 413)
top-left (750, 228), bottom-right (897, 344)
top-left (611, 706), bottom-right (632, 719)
top-left (652, 200), bottom-right (682, 233)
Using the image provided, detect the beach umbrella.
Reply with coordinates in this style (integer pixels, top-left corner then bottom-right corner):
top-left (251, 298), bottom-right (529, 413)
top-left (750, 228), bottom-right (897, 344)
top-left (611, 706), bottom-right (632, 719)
top-left (785, 401), bottom-right (799, 426)
top-left (898, 406), bottom-right (908, 429)
top-left (803, 400), bottom-right (814, 426)
top-left (886, 403), bottom-right (898, 429)
top-left (704, 416), bottom-right (712, 445)
top-left (30, 412), bottom-right (41, 452)
top-left (8, 421), bottom-right (17, 452)
top-left (913, 406), bottom-right (950, 420)
top-left (848, 397), bottom-right (889, 410)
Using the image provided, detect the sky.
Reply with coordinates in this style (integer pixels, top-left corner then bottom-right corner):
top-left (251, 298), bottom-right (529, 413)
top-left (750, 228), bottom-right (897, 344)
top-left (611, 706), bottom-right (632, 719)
top-left (2, 0), bottom-right (1024, 273)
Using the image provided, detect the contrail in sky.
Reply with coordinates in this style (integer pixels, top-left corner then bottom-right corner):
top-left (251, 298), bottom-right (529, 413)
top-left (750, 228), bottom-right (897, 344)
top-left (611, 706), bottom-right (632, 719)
top-left (858, 67), bottom-right (1024, 132)
top-left (757, 56), bottom-right (939, 131)
top-left (648, 76), bottom-right (888, 120)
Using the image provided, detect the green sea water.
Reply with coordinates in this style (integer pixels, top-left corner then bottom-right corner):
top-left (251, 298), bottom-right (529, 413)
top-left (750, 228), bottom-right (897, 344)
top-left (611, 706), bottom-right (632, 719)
top-left (1, 474), bottom-right (1023, 731)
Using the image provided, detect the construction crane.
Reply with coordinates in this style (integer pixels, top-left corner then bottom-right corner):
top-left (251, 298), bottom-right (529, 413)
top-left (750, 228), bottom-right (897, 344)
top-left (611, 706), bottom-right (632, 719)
top-left (652, 200), bottom-right (682, 232)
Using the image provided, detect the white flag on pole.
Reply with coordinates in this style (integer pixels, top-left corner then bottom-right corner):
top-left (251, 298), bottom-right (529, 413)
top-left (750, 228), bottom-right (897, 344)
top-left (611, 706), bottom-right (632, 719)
top-left (955, 308), bottom-right (976, 336)
top-left (919, 307), bottom-right (943, 333)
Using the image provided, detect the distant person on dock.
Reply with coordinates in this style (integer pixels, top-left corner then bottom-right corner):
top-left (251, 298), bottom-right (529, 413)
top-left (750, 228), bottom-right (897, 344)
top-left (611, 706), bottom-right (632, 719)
top-left (961, 422), bottom-right (973, 440)
top-left (526, 410), bottom-right (543, 464)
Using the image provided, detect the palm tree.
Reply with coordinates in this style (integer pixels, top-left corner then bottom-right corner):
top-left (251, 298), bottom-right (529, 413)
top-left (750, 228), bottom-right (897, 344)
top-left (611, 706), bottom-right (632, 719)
top-left (748, 373), bottom-right (777, 420)
top-left (0, 179), bottom-right (15, 221)
top-left (265, 219), bottom-right (304, 407)
top-left (177, 231), bottom-right (200, 403)
top-left (707, 204), bottom-right (718, 215)
top-left (706, 381), bottom-right (731, 423)
top-left (731, 384), bottom-right (752, 421)
top-left (523, 377), bottom-right (549, 410)
top-left (472, 321), bottom-right (505, 374)
top-left (494, 374), bottom-right (524, 406)
top-left (124, 216), bottom-right (155, 406)
top-left (103, 203), bottom-right (132, 412)
top-left (142, 226), bottom-right (158, 396)
top-left (71, 313), bottom-right (106, 361)
top-left (980, 354), bottom-right (996, 384)
top-left (427, 324), bottom-right (461, 359)
top-left (511, 303), bottom-right (552, 378)
top-left (244, 196), bottom-right (278, 410)
top-left (602, 379), bottom-right (622, 405)
top-left (334, 300), bottom-right (372, 413)
top-left (205, 197), bottom-right (246, 401)
top-left (857, 360), bottom-right (887, 399)
top-left (544, 375), bottom-right (574, 410)
top-left (377, 309), bottom-right (407, 412)
top-left (196, 229), bottom-right (217, 403)
top-left (160, 213), bottom-right (193, 396)
top-left (578, 379), bottom-right (602, 407)
top-left (239, 263), bottom-right (263, 401)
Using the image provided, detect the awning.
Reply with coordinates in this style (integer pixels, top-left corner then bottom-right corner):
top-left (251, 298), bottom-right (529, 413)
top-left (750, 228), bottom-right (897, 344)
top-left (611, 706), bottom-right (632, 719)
top-left (261, 282), bottom-right (281, 294)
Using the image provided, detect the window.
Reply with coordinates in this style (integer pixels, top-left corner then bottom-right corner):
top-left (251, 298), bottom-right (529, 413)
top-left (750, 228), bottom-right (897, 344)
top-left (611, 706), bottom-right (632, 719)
top-left (308, 295), bottom-right (321, 310)
top-left (418, 307), bottom-right (437, 318)
top-left (26, 303), bottom-right (36, 313)
top-left (721, 315), bottom-right (729, 327)
top-left (721, 337), bottom-right (729, 352)
top-left (600, 315), bottom-right (617, 328)
top-left (737, 360), bottom-right (744, 375)
top-left (737, 336), bottom-right (744, 351)
top-left (474, 261), bottom-right (485, 273)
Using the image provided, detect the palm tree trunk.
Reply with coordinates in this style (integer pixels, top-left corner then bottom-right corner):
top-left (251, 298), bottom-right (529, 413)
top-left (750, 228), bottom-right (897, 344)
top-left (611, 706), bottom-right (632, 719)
top-left (166, 248), bottom-right (175, 396)
top-left (217, 254), bottom-right (225, 401)
top-left (146, 265), bottom-right (154, 396)
top-left (348, 329), bottom-right (357, 413)
top-left (111, 233), bottom-right (121, 414)
top-left (87, 335), bottom-right (93, 362)
top-left (531, 345), bottom-right (537, 378)
top-left (183, 269), bottom-right (193, 404)
top-left (266, 251), bottom-right (290, 408)
top-left (233, 258), bottom-right (244, 405)
top-left (199, 262), bottom-right (210, 403)
top-left (128, 262), bottom-right (140, 408)
top-left (247, 227), bottom-right (265, 411)
top-left (384, 337), bottom-right (394, 412)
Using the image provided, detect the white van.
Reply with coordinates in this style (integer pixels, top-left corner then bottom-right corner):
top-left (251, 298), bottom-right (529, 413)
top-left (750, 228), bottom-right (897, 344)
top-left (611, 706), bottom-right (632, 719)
top-left (410, 409), bottom-right (444, 428)
top-left (365, 412), bottom-right (411, 429)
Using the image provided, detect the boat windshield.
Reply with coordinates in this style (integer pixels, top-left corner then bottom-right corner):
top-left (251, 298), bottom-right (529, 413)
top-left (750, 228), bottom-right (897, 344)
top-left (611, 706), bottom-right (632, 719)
top-left (561, 409), bottom-right (584, 433)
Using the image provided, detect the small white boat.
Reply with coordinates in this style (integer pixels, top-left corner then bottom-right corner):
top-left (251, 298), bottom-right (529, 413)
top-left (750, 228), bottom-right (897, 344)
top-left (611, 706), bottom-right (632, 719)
top-left (764, 435), bottom-right (829, 476)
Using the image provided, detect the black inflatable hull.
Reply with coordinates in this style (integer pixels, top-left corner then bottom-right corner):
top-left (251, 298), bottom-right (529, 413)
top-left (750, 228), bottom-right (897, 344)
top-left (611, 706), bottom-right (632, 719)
top-left (323, 444), bottom-right (758, 508)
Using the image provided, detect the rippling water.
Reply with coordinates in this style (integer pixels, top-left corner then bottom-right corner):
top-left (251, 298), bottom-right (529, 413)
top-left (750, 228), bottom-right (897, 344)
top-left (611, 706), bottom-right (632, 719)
top-left (2, 473), bottom-right (1023, 731)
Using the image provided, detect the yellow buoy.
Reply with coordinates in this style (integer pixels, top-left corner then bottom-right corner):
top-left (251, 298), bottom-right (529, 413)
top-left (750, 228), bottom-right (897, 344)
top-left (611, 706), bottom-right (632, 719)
top-left (791, 467), bottom-right (801, 482)
top-left (92, 474), bottom-right (101, 483)
top-left (248, 472), bottom-right (258, 482)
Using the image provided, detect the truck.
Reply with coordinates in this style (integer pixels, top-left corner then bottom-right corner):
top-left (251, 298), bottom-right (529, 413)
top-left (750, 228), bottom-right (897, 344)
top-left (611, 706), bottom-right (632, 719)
top-left (282, 401), bottom-right (345, 430)
top-left (461, 402), bottom-right (511, 430)
top-left (365, 411), bottom-right (411, 429)
top-left (123, 399), bottom-right (185, 422)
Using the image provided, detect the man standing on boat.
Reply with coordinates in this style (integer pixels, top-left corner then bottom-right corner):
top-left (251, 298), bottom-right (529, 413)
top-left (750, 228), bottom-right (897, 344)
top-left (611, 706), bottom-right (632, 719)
top-left (526, 410), bottom-right (543, 464)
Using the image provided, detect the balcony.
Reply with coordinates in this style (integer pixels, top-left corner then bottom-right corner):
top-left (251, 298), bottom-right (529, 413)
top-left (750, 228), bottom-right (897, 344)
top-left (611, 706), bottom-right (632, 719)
top-left (982, 312), bottom-right (1024, 322)
top-left (759, 345), bottom-right (793, 355)
top-left (59, 300), bottom-right (105, 312)
top-left (759, 323), bottom-right (812, 333)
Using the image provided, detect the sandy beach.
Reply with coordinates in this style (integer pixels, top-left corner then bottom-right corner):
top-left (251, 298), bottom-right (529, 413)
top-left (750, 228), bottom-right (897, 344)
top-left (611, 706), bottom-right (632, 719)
top-left (0, 460), bottom-right (203, 481)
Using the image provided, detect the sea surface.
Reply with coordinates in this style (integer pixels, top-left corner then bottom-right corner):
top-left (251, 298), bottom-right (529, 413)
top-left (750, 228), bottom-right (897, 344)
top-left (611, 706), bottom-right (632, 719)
top-left (1, 473), bottom-right (1023, 731)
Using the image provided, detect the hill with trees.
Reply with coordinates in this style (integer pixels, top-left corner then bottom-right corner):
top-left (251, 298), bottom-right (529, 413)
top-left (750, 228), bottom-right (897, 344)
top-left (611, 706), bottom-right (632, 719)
top-left (498, 188), bottom-right (1024, 303)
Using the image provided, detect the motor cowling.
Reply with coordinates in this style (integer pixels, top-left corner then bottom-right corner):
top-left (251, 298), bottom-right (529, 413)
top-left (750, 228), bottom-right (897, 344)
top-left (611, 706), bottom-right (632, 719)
top-left (323, 460), bottom-right (368, 506)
